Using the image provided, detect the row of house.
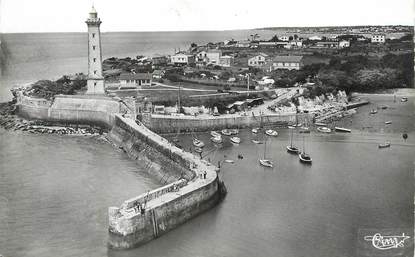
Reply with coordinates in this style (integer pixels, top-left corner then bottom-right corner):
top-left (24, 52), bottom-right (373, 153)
top-left (170, 50), bottom-right (235, 67)
top-left (248, 53), bottom-right (304, 71)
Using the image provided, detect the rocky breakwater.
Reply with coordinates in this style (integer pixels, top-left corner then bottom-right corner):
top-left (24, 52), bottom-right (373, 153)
top-left (107, 115), bottom-right (226, 249)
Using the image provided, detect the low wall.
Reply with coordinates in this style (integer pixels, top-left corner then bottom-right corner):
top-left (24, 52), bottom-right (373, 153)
top-left (143, 112), bottom-right (312, 133)
top-left (108, 115), bottom-right (222, 249)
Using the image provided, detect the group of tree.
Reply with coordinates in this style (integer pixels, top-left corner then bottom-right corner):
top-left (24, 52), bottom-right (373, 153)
top-left (27, 75), bottom-right (87, 99)
top-left (270, 53), bottom-right (413, 93)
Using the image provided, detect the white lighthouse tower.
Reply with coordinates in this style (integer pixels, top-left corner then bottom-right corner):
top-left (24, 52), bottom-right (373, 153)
top-left (85, 6), bottom-right (105, 94)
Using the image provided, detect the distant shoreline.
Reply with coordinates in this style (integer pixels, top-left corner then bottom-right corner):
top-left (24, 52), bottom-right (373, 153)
top-left (353, 88), bottom-right (415, 96)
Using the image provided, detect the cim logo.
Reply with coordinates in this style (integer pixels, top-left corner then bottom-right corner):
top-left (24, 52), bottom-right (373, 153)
top-left (364, 233), bottom-right (410, 250)
top-left (358, 228), bottom-right (413, 257)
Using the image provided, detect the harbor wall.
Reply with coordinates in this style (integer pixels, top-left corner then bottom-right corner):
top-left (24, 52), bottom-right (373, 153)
top-left (108, 115), bottom-right (222, 249)
top-left (16, 95), bottom-right (121, 128)
top-left (15, 95), bottom-right (223, 249)
top-left (142, 112), bottom-right (312, 133)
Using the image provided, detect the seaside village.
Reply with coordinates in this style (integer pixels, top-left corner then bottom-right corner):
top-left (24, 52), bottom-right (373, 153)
top-left (6, 6), bottom-right (411, 156)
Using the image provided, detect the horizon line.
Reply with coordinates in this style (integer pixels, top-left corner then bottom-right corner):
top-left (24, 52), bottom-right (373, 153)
top-left (1, 24), bottom-right (413, 34)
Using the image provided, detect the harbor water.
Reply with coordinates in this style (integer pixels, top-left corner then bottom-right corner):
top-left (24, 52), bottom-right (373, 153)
top-left (0, 32), bottom-right (414, 257)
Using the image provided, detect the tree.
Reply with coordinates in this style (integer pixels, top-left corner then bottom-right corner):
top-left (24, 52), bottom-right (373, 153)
top-left (190, 42), bottom-right (198, 48)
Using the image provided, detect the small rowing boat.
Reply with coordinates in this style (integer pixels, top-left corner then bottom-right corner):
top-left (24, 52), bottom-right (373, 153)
top-left (210, 131), bottom-right (221, 137)
top-left (252, 128), bottom-right (259, 134)
top-left (230, 136), bottom-right (241, 144)
top-left (317, 127), bottom-right (332, 133)
top-left (385, 121), bottom-right (392, 125)
top-left (252, 139), bottom-right (263, 144)
top-left (259, 159), bottom-right (273, 168)
top-left (194, 147), bottom-right (203, 153)
top-left (211, 136), bottom-right (223, 144)
top-left (378, 142), bottom-right (391, 148)
top-left (335, 127), bottom-right (351, 133)
top-left (193, 138), bottom-right (205, 148)
top-left (370, 109), bottom-right (378, 114)
top-left (221, 129), bottom-right (232, 136)
top-left (315, 122), bottom-right (327, 126)
top-left (299, 127), bottom-right (310, 133)
top-left (401, 97), bottom-right (408, 102)
top-left (265, 129), bottom-right (278, 136)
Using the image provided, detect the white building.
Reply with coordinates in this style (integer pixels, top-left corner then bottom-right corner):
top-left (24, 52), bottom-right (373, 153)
top-left (264, 56), bottom-right (303, 71)
top-left (170, 53), bottom-right (195, 65)
top-left (339, 40), bottom-right (350, 48)
top-left (85, 6), bottom-right (105, 94)
top-left (235, 40), bottom-right (251, 48)
top-left (248, 53), bottom-right (268, 67)
top-left (308, 35), bottom-right (323, 41)
top-left (279, 35), bottom-right (290, 41)
top-left (206, 50), bottom-right (222, 64)
top-left (219, 56), bottom-right (234, 67)
top-left (119, 73), bottom-right (152, 88)
top-left (371, 34), bottom-right (386, 43)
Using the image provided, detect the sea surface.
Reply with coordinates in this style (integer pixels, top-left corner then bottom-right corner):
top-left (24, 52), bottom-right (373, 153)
top-left (0, 32), bottom-right (414, 257)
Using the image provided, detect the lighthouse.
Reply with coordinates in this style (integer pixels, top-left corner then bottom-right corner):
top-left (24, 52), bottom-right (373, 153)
top-left (85, 6), bottom-right (105, 94)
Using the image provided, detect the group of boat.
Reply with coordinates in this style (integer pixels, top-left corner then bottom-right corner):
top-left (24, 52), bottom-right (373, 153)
top-left (258, 126), bottom-right (312, 168)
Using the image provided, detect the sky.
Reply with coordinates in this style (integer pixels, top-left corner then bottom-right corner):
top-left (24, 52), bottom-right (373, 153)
top-left (0, 0), bottom-right (414, 33)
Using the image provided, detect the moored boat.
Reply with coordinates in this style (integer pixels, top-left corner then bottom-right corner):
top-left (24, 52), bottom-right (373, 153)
top-left (210, 131), bottom-right (221, 137)
top-left (287, 145), bottom-right (299, 154)
top-left (265, 129), bottom-right (278, 136)
top-left (194, 147), bottom-right (203, 153)
top-left (287, 126), bottom-right (299, 154)
top-left (317, 127), bottom-right (332, 133)
top-left (385, 121), bottom-right (392, 124)
top-left (252, 139), bottom-right (263, 144)
top-left (252, 128), bottom-right (259, 134)
top-left (299, 135), bottom-right (312, 164)
top-left (370, 109), bottom-right (378, 114)
top-left (259, 159), bottom-right (273, 168)
top-left (211, 136), bottom-right (223, 144)
top-left (335, 127), bottom-right (351, 133)
top-left (299, 127), bottom-right (310, 133)
top-left (193, 138), bottom-right (205, 148)
top-left (315, 122), bottom-right (327, 126)
top-left (401, 97), bottom-right (408, 102)
top-left (378, 142), bottom-right (391, 148)
top-left (221, 129), bottom-right (232, 136)
top-left (299, 152), bottom-right (312, 164)
top-left (230, 136), bottom-right (241, 144)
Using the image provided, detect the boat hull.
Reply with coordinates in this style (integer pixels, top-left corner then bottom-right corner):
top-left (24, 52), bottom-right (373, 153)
top-left (259, 159), bottom-right (273, 168)
top-left (299, 153), bottom-right (312, 164)
top-left (286, 146), bottom-right (299, 154)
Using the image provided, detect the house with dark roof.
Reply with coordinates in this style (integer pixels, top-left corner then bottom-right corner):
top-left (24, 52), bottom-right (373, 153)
top-left (263, 56), bottom-right (303, 71)
top-left (119, 73), bottom-right (152, 88)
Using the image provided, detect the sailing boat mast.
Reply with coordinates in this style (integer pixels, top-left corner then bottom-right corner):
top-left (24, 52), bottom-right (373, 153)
top-left (302, 135), bottom-right (306, 154)
top-left (290, 128), bottom-right (293, 148)
top-left (263, 138), bottom-right (267, 159)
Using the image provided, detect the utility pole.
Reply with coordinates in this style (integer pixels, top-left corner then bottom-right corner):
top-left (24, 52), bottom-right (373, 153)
top-left (177, 83), bottom-right (181, 113)
top-left (247, 73), bottom-right (250, 96)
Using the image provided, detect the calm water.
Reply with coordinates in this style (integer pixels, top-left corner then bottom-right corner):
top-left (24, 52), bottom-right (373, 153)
top-left (0, 32), bottom-right (414, 257)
